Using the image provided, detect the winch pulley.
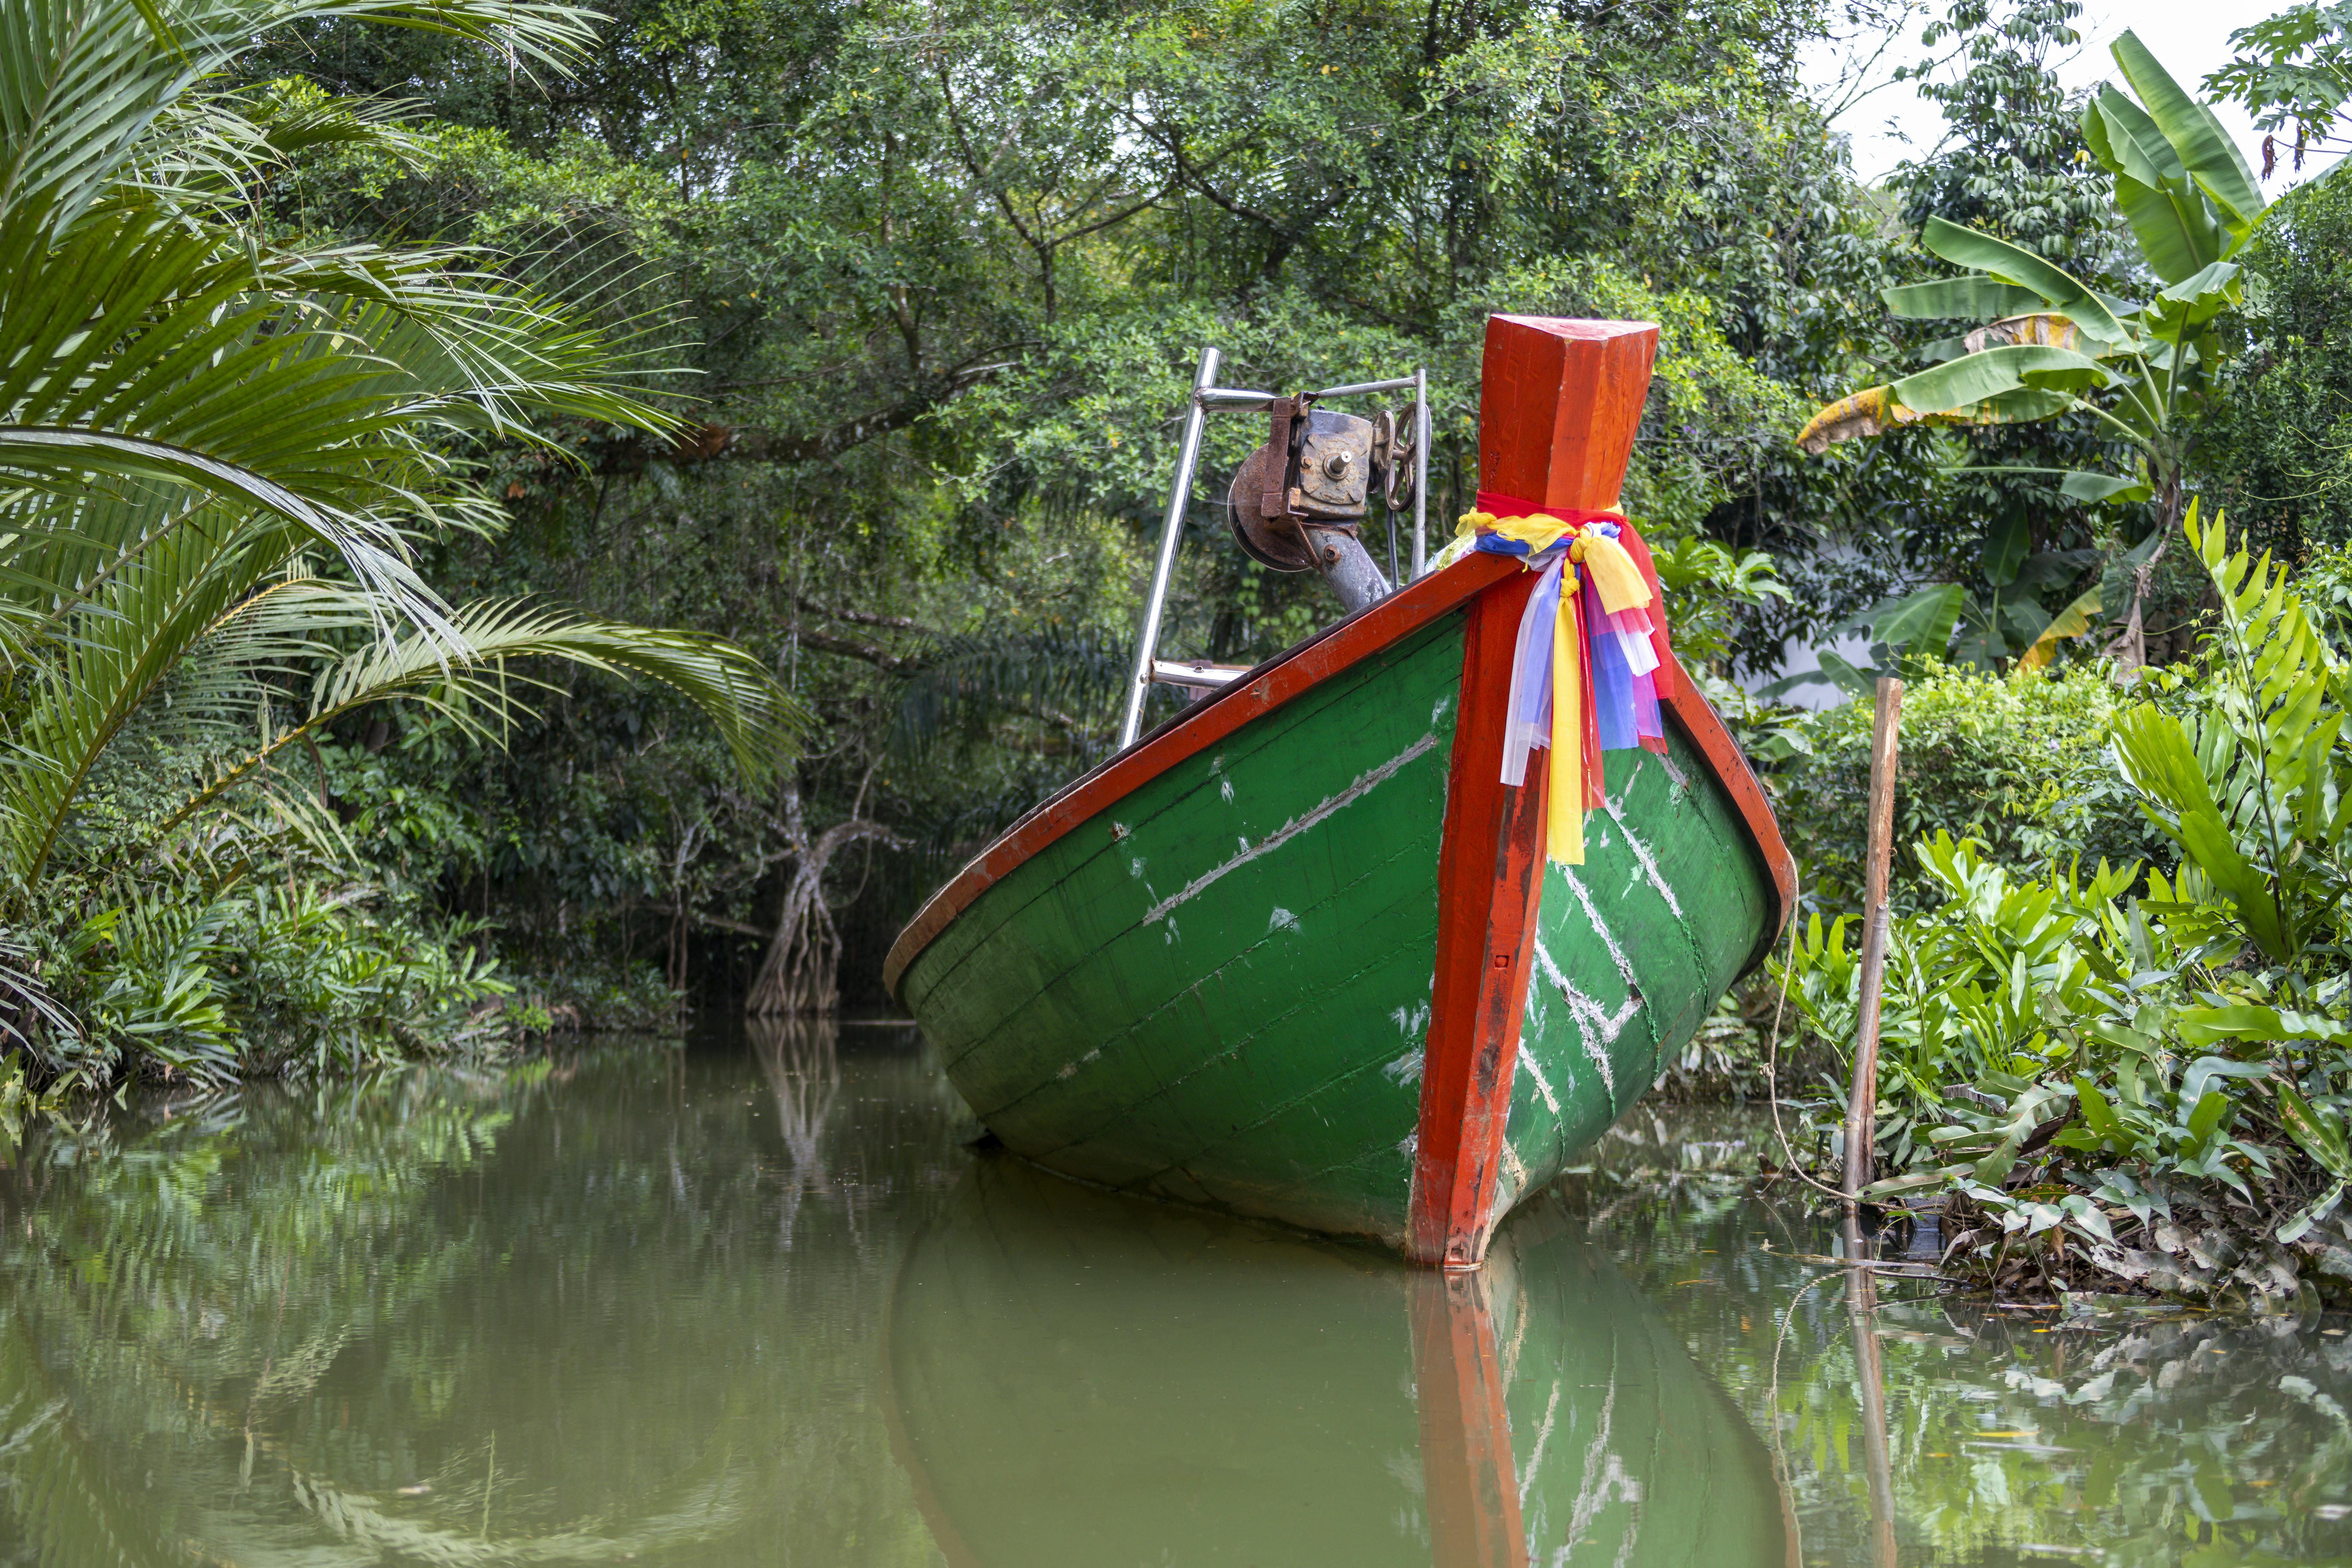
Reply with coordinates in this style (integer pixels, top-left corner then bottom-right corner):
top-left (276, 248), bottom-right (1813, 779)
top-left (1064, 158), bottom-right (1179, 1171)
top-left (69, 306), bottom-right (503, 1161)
top-left (1118, 350), bottom-right (1432, 748)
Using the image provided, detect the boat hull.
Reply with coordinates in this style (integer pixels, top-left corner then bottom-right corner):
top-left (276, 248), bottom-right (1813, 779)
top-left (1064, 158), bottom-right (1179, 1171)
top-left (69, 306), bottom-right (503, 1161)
top-left (888, 315), bottom-right (1794, 1264)
top-left (889, 565), bottom-right (1781, 1254)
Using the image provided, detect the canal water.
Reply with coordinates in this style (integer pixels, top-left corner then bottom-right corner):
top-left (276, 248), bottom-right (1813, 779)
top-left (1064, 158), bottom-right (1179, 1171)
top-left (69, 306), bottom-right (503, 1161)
top-left (2, 1020), bottom-right (2348, 1567)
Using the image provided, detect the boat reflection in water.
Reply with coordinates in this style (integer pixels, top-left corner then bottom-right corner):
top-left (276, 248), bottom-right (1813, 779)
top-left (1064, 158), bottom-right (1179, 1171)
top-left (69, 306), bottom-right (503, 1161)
top-left (885, 1157), bottom-right (1794, 1568)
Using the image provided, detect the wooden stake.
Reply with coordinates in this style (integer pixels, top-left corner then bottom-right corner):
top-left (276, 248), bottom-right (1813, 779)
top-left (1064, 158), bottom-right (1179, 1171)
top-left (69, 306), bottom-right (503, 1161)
top-left (1842, 1213), bottom-right (1899, 1568)
top-left (1842, 676), bottom-right (1903, 1207)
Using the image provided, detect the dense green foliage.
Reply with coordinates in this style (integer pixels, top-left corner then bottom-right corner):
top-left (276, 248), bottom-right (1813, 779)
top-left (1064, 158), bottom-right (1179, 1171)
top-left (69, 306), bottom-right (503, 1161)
top-left (1779, 512), bottom-right (2352, 1306)
top-left (19, 0), bottom-right (2352, 1130)
top-left (0, 0), bottom-right (801, 1088)
top-left (2200, 171), bottom-right (2352, 557)
top-left (1766, 660), bottom-right (2164, 910)
top-left (1798, 31), bottom-right (2267, 678)
top-left (216, 0), bottom-right (2012, 1007)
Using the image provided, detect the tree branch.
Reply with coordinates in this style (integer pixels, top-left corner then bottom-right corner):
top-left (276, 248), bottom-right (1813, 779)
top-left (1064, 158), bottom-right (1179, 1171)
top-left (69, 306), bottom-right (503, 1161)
top-left (795, 596), bottom-right (923, 632)
top-left (793, 628), bottom-right (921, 673)
top-left (596, 360), bottom-right (1012, 474)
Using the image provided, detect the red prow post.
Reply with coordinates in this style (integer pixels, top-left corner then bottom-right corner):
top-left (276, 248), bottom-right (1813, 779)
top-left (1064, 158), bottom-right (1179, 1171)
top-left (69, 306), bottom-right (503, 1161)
top-left (1408, 316), bottom-right (1657, 1269)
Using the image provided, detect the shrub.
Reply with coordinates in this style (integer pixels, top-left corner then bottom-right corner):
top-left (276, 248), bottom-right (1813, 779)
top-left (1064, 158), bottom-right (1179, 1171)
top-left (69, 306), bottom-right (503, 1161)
top-left (1768, 659), bottom-right (2168, 911)
top-left (1775, 510), bottom-right (2352, 1307)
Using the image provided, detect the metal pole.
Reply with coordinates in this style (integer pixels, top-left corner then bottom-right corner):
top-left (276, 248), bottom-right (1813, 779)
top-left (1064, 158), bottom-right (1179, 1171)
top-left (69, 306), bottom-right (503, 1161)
top-left (1411, 367), bottom-right (1429, 579)
top-left (1119, 345), bottom-right (1219, 750)
top-left (1309, 375), bottom-right (1421, 399)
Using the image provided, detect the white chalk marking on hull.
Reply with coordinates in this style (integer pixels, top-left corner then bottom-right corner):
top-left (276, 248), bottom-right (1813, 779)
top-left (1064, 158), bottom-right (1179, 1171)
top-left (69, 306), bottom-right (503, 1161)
top-left (1141, 732), bottom-right (1439, 925)
top-left (1601, 795), bottom-right (1683, 918)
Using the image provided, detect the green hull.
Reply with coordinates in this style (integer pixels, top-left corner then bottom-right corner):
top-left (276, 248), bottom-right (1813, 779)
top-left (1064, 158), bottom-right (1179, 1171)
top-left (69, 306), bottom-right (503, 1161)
top-left (893, 600), bottom-right (1776, 1252)
top-left (885, 1157), bottom-right (1790, 1568)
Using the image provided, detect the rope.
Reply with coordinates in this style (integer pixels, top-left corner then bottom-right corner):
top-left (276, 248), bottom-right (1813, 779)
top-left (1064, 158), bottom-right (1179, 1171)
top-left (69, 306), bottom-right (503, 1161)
top-left (1762, 868), bottom-right (1851, 1203)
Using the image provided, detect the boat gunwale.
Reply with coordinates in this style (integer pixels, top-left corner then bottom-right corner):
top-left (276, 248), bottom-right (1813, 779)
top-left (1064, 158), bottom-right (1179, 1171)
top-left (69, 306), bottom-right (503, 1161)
top-left (882, 551), bottom-right (1794, 1000)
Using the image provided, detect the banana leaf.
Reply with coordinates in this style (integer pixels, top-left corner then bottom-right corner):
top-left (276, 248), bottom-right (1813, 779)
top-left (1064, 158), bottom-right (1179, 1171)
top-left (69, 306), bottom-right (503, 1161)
top-left (2144, 261), bottom-right (2244, 337)
top-left (2113, 168), bottom-right (2228, 286)
top-left (2084, 82), bottom-right (2188, 190)
top-left (1891, 344), bottom-right (2108, 414)
top-left (1920, 220), bottom-right (2131, 342)
top-left (1795, 384), bottom-right (1901, 452)
top-left (1944, 464), bottom-right (2149, 506)
top-left (1796, 382), bottom-right (2073, 452)
top-left (2061, 470), bottom-right (2154, 505)
top-left (1881, 277), bottom-right (2049, 321)
top-left (2081, 68), bottom-right (2238, 288)
top-left (1814, 648), bottom-right (1879, 697)
top-left (2015, 582), bottom-right (2102, 673)
top-left (1966, 313), bottom-right (2096, 355)
top-left (1839, 581), bottom-right (1965, 655)
top-left (1982, 510), bottom-right (2031, 588)
top-left (2110, 29), bottom-right (2264, 244)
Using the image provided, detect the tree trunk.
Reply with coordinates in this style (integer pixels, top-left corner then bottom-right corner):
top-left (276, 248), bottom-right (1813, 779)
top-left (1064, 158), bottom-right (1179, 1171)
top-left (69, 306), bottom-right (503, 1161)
top-left (2108, 474), bottom-right (2182, 678)
top-left (744, 818), bottom-right (898, 1016)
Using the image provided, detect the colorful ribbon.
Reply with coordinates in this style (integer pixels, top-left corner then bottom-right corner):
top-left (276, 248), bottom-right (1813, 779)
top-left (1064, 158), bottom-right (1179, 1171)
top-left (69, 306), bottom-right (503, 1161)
top-left (1461, 493), bottom-right (1675, 865)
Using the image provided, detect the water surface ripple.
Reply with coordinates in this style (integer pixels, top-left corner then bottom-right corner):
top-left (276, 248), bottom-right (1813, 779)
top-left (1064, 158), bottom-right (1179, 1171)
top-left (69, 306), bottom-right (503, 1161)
top-left (1, 1019), bottom-right (2347, 1566)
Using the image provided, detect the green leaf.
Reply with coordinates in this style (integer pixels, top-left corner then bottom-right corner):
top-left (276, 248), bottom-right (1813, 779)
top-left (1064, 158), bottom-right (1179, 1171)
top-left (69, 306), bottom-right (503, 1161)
top-left (2184, 1089), bottom-right (2231, 1148)
top-left (1891, 344), bottom-right (2110, 415)
top-left (2112, 172), bottom-right (2227, 286)
top-left (2110, 705), bottom-right (2295, 961)
top-left (1839, 582), bottom-right (1965, 655)
top-left (2176, 1005), bottom-right (2352, 1049)
top-left (2058, 471), bottom-right (2153, 505)
top-left (1918, 220), bottom-right (2131, 343)
top-left (2060, 1194), bottom-right (2116, 1245)
top-left (1812, 648), bottom-right (1880, 698)
top-left (2280, 1181), bottom-right (2346, 1245)
top-left (2277, 1083), bottom-right (2352, 1180)
top-left (1982, 510), bottom-right (2031, 587)
top-left (1860, 1169), bottom-right (1952, 1198)
top-left (2084, 82), bottom-right (2188, 188)
top-left (2143, 260), bottom-right (2245, 337)
top-left (2085, 83), bottom-right (2230, 285)
top-left (2110, 29), bottom-right (2265, 245)
top-left (2076, 1077), bottom-right (2124, 1139)
top-left (1881, 277), bottom-right (2052, 321)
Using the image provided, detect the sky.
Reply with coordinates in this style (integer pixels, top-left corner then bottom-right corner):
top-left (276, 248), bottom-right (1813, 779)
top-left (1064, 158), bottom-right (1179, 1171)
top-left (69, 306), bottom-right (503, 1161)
top-left (1800, 0), bottom-right (2336, 194)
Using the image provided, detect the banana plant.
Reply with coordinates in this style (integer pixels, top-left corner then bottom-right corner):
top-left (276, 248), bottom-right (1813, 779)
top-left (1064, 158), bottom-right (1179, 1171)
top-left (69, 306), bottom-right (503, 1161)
top-left (1797, 30), bottom-right (2267, 670)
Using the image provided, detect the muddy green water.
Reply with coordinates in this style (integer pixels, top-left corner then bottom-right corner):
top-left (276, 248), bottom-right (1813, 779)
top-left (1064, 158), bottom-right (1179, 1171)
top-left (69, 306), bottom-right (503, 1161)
top-left (2, 1022), bottom-right (2349, 1567)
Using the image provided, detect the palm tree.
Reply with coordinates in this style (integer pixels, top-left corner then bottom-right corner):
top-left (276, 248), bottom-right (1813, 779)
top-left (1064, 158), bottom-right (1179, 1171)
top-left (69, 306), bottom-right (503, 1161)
top-left (0, 0), bottom-right (805, 1068)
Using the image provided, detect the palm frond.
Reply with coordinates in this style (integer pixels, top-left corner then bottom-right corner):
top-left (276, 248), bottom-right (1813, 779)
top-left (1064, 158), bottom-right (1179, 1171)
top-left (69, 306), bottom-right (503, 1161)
top-left (154, 594), bottom-right (809, 838)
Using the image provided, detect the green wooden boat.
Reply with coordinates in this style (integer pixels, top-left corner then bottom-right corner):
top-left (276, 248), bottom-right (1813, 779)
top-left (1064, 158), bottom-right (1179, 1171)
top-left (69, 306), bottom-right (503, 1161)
top-left (884, 1156), bottom-right (1795, 1568)
top-left (884, 316), bottom-right (1794, 1267)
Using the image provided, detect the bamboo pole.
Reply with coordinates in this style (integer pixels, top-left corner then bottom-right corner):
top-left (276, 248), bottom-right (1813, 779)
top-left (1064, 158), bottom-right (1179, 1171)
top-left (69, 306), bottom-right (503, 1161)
top-left (1842, 676), bottom-right (1904, 1207)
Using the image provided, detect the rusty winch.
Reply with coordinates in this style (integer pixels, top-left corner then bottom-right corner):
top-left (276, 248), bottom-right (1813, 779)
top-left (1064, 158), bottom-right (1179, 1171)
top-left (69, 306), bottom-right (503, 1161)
top-left (1226, 395), bottom-right (1417, 616)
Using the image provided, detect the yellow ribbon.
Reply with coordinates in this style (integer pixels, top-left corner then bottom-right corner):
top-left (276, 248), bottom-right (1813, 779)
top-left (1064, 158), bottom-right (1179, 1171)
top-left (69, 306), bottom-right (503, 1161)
top-left (1454, 509), bottom-right (1654, 612)
top-left (1551, 585), bottom-right (1584, 864)
top-left (1577, 534), bottom-right (1651, 615)
top-left (1455, 509), bottom-right (1578, 556)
